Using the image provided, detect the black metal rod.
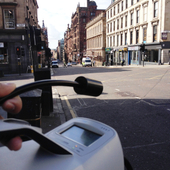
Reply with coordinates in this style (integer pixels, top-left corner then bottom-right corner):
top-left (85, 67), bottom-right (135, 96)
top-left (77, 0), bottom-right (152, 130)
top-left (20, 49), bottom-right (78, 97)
top-left (0, 79), bottom-right (79, 105)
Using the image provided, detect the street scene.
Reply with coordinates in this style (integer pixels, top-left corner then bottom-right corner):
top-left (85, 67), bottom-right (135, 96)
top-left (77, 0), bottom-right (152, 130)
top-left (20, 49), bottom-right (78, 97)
top-left (54, 64), bottom-right (170, 170)
top-left (1, 0), bottom-right (170, 169)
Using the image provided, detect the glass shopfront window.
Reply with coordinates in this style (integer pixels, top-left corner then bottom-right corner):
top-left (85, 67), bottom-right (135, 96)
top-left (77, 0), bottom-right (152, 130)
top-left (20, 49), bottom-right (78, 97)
top-left (0, 42), bottom-right (8, 64)
top-left (144, 50), bottom-right (158, 63)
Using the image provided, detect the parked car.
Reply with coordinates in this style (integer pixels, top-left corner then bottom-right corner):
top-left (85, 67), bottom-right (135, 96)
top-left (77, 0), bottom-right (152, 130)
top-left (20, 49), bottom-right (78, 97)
top-left (71, 62), bottom-right (77, 65)
top-left (51, 61), bottom-right (59, 68)
top-left (67, 62), bottom-right (72, 67)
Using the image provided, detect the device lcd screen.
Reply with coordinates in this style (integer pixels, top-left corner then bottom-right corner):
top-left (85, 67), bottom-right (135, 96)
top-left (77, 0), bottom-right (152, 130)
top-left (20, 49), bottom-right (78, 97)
top-left (61, 125), bottom-right (101, 146)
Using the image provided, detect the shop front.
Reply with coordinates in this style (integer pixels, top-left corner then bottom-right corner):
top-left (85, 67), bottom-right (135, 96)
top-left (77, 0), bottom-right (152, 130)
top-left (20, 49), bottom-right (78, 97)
top-left (144, 43), bottom-right (161, 65)
top-left (128, 46), bottom-right (141, 65)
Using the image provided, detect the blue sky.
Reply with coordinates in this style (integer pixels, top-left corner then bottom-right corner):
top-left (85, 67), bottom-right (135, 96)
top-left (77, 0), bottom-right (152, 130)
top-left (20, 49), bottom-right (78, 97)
top-left (38, 0), bottom-right (111, 49)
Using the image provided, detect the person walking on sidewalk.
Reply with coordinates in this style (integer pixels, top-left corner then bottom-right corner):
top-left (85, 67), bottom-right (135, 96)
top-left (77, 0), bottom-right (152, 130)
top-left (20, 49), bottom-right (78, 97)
top-left (121, 59), bottom-right (125, 66)
top-left (64, 62), bottom-right (67, 68)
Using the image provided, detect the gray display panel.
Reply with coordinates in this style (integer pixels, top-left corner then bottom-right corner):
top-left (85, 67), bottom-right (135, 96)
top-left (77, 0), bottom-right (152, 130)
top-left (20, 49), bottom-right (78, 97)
top-left (61, 125), bottom-right (102, 146)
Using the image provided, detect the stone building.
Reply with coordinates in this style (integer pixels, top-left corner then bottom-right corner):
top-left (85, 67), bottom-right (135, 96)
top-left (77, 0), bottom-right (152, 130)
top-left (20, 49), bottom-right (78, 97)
top-left (86, 11), bottom-right (106, 66)
top-left (57, 39), bottom-right (64, 61)
top-left (64, 0), bottom-right (105, 63)
top-left (0, 0), bottom-right (39, 74)
top-left (106, 0), bottom-right (170, 65)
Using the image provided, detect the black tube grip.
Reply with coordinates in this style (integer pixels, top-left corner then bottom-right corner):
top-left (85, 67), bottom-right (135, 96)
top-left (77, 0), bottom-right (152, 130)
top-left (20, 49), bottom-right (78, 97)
top-left (74, 76), bottom-right (103, 97)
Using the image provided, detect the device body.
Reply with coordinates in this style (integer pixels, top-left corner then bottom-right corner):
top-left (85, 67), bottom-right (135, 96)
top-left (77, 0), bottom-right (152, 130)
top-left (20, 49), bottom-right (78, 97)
top-left (0, 117), bottom-right (124, 170)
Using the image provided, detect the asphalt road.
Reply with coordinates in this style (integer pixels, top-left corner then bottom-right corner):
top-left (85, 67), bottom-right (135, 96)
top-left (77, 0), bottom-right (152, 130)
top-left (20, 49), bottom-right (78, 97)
top-left (52, 64), bottom-right (170, 170)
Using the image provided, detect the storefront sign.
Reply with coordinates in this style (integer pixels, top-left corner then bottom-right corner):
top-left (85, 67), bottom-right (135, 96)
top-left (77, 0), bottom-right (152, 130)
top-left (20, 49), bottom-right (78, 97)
top-left (0, 42), bottom-right (4, 48)
top-left (128, 46), bottom-right (140, 51)
top-left (17, 24), bottom-right (25, 28)
top-left (161, 32), bottom-right (168, 40)
top-left (105, 48), bottom-right (111, 52)
top-left (124, 48), bottom-right (128, 51)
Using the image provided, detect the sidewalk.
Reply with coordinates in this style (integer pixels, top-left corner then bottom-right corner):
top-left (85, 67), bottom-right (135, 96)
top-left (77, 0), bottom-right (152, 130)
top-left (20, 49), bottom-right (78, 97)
top-left (0, 72), bottom-right (65, 134)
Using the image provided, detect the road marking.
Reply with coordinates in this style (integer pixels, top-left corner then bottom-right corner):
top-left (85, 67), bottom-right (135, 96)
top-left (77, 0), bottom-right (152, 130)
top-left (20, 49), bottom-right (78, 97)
top-left (167, 109), bottom-right (170, 111)
top-left (147, 75), bottom-right (163, 80)
top-left (64, 96), bottom-right (77, 118)
top-left (115, 89), bottom-right (120, 91)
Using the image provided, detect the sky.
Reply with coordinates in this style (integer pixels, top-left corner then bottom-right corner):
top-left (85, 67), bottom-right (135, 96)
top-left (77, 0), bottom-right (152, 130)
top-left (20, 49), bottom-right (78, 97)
top-left (37, 0), bottom-right (112, 49)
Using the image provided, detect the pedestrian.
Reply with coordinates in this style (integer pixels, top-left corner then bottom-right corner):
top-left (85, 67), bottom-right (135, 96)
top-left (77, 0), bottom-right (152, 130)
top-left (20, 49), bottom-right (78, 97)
top-left (64, 62), bottom-right (67, 68)
top-left (93, 60), bottom-right (95, 66)
top-left (121, 59), bottom-right (125, 66)
top-left (0, 83), bottom-right (22, 151)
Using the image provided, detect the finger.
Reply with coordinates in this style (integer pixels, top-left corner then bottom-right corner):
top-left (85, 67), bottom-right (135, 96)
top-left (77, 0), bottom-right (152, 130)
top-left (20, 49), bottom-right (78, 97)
top-left (6, 136), bottom-right (22, 151)
top-left (0, 83), bottom-right (16, 97)
top-left (2, 96), bottom-right (22, 114)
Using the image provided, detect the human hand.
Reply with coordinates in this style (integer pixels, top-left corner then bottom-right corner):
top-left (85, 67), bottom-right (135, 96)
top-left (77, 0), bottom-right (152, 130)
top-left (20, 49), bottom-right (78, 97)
top-left (0, 83), bottom-right (22, 151)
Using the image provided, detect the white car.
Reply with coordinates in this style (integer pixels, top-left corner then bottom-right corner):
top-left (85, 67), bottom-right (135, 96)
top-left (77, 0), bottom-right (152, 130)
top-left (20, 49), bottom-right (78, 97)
top-left (51, 61), bottom-right (59, 68)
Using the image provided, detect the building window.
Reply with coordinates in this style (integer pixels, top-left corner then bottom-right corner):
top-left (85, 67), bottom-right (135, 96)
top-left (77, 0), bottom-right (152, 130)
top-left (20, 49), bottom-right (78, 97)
top-left (126, 0), bottom-right (128, 8)
top-left (130, 31), bottom-right (133, 44)
top-left (0, 42), bottom-right (8, 64)
top-left (108, 11), bottom-right (109, 19)
top-left (131, 0), bottom-right (133, 5)
top-left (137, 0), bottom-right (139, 2)
top-left (117, 19), bottom-right (119, 30)
top-left (125, 33), bottom-right (127, 45)
top-left (121, 34), bottom-right (123, 45)
top-left (136, 30), bottom-right (139, 43)
top-left (131, 13), bottom-right (133, 25)
top-left (3, 9), bottom-right (15, 29)
top-left (113, 36), bottom-right (115, 46)
top-left (117, 35), bottom-right (119, 46)
top-left (154, 1), bottom-right (158, 17)
top-left (143, 7), bottom-right (147, 22)
top-left (125, 15), bottom-right (127, 27)
top-left (110, 36), bottom-right (112, 46)
top-left (110, 22), bottom-right (112, 32)
top-left (113, 21), bottom-right (115, 31)
top-left (153, 25), bottom-right (157, 42)
top-left (118, 4), bottom-right (119, 13)
top-left (107, 24), bottom-right (109, 33)
top-left (143, 27), bottom-right (147, 43)
top-left (83, 18), bottom-right (86, 23)
top-left (122, 1), bottom-right (124, 11)
top-left (91, 12), bottom-right (95, 16)
top-left (136, 10), bottom-right (139, 23)
top-left (114, 7), bottom-right (115, 15)
top-left (121, 17), bottom-right (123, 28)
top-left (110, 9), bottom-right (112, 17)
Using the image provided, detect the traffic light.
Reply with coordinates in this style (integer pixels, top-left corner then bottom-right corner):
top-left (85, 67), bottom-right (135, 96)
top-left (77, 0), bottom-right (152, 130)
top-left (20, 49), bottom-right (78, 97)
top-left (16, 47), bottom-right (20, 55)
top-left (35, 28), bottom-right (41, 51)
top-left (21, 48), bottom-right (25, 56)
top-left (140, 43), bottom-right (145, 52)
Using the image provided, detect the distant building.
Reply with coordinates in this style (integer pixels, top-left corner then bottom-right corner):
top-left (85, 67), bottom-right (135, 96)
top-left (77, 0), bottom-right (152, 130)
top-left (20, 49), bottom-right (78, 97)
top-left (0, 0), bottom-right (39, 73)
top-left (106, 0), bottom-right (170, 65)
top-left (57, 39), bottom-right (64, 61)
top-left (86, 11), bottom-right (106, 66)
top-left (64, 0), bottom-right (106, 63)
